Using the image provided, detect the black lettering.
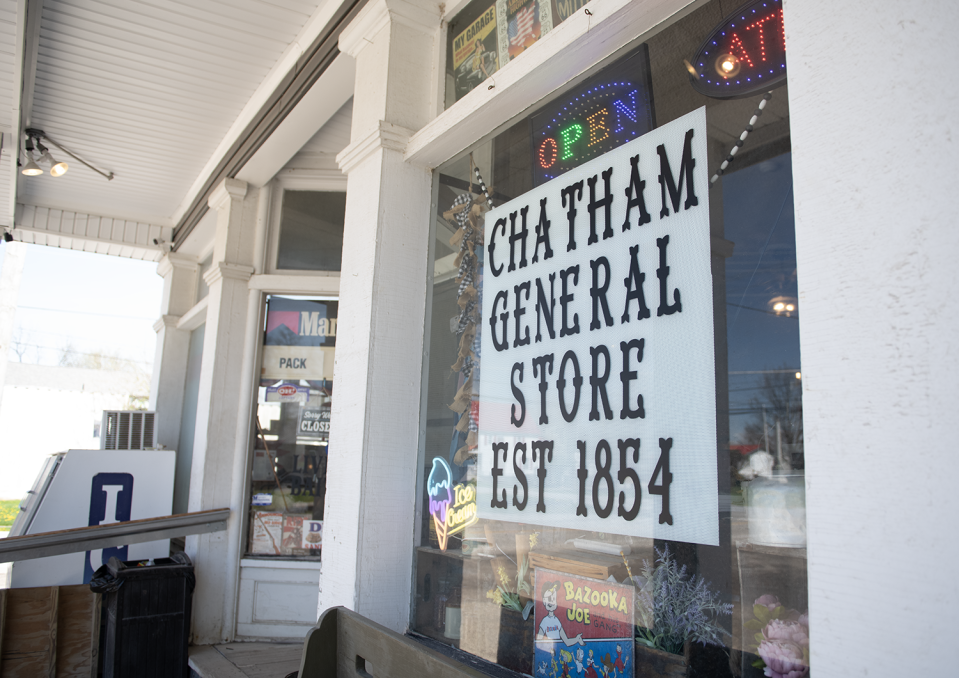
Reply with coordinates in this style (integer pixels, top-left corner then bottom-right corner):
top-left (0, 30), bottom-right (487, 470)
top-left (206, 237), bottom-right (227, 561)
top-left (531, 440), bottom-right (554, 513)
top-left (658, 128), bottom-right (698, 218)
top-left (619, 338), bottom-right (645, 419)
top-left (649, 438), bottom-right (674, 525)
top-left (510, 362), bottom-right (526, 427)
top-left (490, 289), bottom-right (510, 351)
top-left (532, 354), bottom-right (554, 425)
top-left (589, 345), bottom-right (613, 421)
top-left (532, 197), bottom-right (554, 263)
top-left (622, 244), bottom-right (651, 323)
top-left (656, 235), bottom-right (682, 316)
top-left (490, 442), bottom-right (508, 508)
top-left (534, 274), bottom-right (556, 343)
top-left (557, 350), bottom-right (582, 423)
top-left (488, 216), bottom-right (507, 276)
top-left (512, 442), bottom-right (528, 510)
top-left (508, 206), bottom-right (529, 272)
top-left (592, 439), bottom-right (614, 518)
top-left (617, 438), bottom-right (641, 521)
top-left (513, 281), bottom-right (531, 347)
top-left (622, 154), bottom-right (651, 230)
top-left (587, 167), bottom-right (614, 244)
top-left (576, 440), bottom-right (588, 517)
top-left (589, 257), bottom-right (613, 330)
top-left (561, 180), bottom-right (584, 252)
top-left (559, 265), bottom-right (580, 337)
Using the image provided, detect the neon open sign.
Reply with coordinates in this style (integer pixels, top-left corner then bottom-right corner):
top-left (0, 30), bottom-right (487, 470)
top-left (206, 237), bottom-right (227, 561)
top-left (531, 46), bottom-right (654, 187)
top-left (688, 0), bottom-right (786, 99)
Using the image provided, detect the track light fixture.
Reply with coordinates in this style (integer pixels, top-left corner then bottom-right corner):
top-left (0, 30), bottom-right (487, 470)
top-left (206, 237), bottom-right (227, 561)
top-left (22, 128), bottom-right (113, 181)
top-left (21, 137), bottom-right (43, 176)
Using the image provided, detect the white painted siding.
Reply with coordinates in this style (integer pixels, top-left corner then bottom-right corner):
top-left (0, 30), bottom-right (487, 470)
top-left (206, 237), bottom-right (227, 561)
top-left (18, 0), bottom-right (321, 224)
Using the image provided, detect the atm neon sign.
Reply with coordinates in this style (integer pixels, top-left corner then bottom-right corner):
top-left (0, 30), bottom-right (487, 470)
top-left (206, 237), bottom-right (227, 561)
top-left (688, 0), bottom-right (787, 99)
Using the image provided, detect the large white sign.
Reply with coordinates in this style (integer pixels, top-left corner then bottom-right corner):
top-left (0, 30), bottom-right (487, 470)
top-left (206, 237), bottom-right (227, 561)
top-left (478, 107), bottom-right (718, 545)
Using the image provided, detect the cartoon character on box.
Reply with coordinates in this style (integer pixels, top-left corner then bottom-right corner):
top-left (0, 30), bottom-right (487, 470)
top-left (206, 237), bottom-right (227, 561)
top-left (537, 580), bottom-right (585, 655)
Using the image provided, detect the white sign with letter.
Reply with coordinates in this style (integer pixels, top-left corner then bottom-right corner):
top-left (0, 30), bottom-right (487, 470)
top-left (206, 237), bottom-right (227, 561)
top-left (477, 107), bottom-right (718, 545)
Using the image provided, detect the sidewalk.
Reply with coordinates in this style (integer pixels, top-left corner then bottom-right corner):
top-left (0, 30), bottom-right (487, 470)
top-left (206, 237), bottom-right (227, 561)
top-left (190, 642), bottom-right (303, 678)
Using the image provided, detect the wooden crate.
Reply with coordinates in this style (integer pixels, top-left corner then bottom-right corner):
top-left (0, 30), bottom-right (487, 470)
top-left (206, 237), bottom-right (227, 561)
top-left (0, 585), bottom-right (100, 678)
top-left (529, 547), bottom-right (630, 581)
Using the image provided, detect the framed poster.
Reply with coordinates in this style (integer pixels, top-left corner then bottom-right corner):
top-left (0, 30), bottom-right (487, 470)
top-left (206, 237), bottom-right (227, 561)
top-left (260, 297), bottom-right (337, 382)
top-left (496, 0), bottom-right (553, 67)
top-left (477, 107), bottom-right (719, 546)
top-left (452, 4), bottom-right (500, 100)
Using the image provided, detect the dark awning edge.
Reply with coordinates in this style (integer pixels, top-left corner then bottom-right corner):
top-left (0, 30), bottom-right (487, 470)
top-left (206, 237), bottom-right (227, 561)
top-left (173, 0), bottom-right (369, 250)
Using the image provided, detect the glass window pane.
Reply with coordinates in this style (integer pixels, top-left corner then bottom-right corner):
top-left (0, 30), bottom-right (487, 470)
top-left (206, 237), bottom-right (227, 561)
top-left (276, 191), bottom-right (346, 271)
top-left (416, 2), bottom-right (807, 676)
top-left (246, 296), bottom-right (337, 558)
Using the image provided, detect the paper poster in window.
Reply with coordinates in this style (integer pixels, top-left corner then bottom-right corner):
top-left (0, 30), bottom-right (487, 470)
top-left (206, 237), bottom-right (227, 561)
top-left (453, 5), bottom-right (499, 100)
top-left (496, 0), bottom-right (553, 67)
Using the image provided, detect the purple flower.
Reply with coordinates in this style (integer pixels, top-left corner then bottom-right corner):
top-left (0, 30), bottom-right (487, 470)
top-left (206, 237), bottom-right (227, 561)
top-left (763, 619), bottom-right (809, 648)
top-left (754, 594), bottom-right (781, 611)
top-left (798, 612), bottom-right (809, 628)
top-left (757, 640), bottom-right (808, 678)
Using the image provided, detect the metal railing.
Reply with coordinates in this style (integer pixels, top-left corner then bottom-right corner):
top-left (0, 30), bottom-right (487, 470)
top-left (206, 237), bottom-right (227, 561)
top-left (0, 508), bottom-right (230, 563)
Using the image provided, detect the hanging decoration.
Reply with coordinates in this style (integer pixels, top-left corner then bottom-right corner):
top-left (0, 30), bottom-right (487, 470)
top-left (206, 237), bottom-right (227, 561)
top-left (710, 91), bottom-right (773, 184)
top-left (444, 156), bottom-right (493, 466)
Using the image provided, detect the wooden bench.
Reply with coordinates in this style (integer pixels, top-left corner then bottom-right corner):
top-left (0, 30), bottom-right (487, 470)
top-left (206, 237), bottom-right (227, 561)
top-left (297, 607), bottom-right (488, 678)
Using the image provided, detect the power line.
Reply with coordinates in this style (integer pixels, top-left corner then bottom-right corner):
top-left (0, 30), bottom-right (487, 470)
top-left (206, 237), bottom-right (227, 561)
top-left (8, 342), bottom-right (152, 367)
top-left (17, 305), bottom-right (156, 321)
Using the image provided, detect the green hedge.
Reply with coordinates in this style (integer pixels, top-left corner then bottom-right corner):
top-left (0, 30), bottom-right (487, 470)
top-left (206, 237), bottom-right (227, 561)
top-left (0, 500), bottom-right (20, 528)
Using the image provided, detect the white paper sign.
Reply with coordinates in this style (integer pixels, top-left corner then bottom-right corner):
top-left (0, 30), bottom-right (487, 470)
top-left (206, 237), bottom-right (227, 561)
top-left (477, 107), bottom-right (718, 545)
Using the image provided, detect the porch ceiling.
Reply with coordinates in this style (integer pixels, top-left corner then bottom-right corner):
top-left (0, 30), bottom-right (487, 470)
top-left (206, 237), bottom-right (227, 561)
top-left (3, 0), bottom-right (352, 261)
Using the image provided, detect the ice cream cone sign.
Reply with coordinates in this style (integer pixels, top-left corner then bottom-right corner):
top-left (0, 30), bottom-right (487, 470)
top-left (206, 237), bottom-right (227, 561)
top-left (427, 457), bottom-right (479, 551)
top-left (428, 458), bottom-right (454, 550)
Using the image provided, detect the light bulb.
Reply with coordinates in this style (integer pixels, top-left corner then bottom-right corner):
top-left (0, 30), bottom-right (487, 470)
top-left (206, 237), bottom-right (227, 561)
top-left (21, 156), bottom-right (43, 176)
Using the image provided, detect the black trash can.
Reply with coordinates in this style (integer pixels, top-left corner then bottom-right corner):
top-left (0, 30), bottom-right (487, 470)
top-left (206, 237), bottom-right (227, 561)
top-left (90, 552), bottom-right (195, 678)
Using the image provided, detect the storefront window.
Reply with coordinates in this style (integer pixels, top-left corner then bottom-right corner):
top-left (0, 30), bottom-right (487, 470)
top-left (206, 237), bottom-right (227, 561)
top-left (417, 1), bottom-right (807, 676)
top-left (246, 295), bottom-right (336, 558)
top-left (275, 191), bottom-right (346, 271)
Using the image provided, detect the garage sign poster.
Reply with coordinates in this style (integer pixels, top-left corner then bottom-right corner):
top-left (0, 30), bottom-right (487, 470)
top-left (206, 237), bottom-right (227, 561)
top-left (477, 107), bottom-right (719, 545)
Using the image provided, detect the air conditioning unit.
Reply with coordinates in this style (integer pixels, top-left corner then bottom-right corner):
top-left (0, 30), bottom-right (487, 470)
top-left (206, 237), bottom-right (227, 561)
top-left (101, 411), bottom-right (157, 450)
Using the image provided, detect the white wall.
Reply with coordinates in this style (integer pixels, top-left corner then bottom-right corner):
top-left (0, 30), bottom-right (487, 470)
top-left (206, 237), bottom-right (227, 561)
top-left (0, 363), bottom-right (145, 499)
top-left (786, 1), bottom-right (959, 675)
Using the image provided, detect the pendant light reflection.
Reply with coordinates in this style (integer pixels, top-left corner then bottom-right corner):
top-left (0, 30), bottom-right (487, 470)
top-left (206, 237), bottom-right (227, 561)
top-left (769, 295), bottom-right (798, 317)
top-left (716, 53), bottom-right (741, 78)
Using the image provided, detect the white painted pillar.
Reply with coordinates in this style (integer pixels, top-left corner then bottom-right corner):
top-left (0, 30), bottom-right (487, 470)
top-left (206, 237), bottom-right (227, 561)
top-left (150, 253), bottom-right (199, 514)
top-left (785, 1), bottom-right (959, 674)
top-left (319, 0), bottom-right (440, 633)
top-left (186, 178), bottom-right (258, 644)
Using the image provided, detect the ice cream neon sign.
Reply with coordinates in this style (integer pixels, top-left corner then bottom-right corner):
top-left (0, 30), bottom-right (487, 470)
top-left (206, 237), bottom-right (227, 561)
top-left (427, 457), bottom-right (478, 550)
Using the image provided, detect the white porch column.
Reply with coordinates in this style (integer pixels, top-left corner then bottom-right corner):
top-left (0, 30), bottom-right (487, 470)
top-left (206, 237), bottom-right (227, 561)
top-left (786, 1), bottom-right (959, 674)
top-left (319, 0), bottom-right (440, 633)
top-left (187, 178), bottom-right (258, 644)
top-left (150, 253), bottom-right (199, 514)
